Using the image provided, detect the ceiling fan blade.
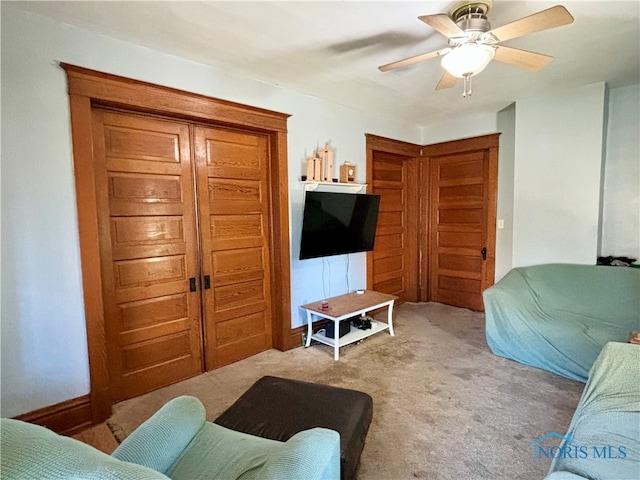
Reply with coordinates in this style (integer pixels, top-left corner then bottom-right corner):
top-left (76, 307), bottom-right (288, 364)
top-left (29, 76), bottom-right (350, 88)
top-left (493, 45), bottom-right (553, 72)
top-left (419, 13), bottom-right (464, 38)
top-left (378, 49), bottom-right (447, 72)
top-left (488, 5), bottom-right (574, 43)
top-left (435, 71), bottom-right (458, 90)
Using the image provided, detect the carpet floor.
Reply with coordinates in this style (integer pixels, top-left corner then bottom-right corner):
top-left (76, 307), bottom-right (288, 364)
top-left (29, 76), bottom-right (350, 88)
top-left (108, 302), bottom-right (584, 480)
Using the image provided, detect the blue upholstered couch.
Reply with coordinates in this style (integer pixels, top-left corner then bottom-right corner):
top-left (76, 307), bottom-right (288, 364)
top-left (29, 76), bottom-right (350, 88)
top-left (1, 395), bottom-right (340, 479)
top-left (545, 342), bottom-right (640, 479)
top-left (484, 264), bottom-right (640, 382)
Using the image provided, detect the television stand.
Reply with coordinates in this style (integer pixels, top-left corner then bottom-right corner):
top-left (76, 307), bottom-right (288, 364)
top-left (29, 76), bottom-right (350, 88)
top-left (300, 290), bottom-right (397, 360)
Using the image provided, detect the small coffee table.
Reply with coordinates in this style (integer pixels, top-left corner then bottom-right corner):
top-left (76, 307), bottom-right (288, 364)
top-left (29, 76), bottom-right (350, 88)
top-left (300, 290), bottom-right (397, 360)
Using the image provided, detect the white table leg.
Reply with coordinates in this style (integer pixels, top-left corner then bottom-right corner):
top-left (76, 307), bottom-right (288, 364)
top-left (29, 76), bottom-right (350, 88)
top-left (305, 310), bottom-right (313, 347)
top-left (387, 301), bottom-right (395, 336)
top-left (334, 320), bottom-right (340, 361)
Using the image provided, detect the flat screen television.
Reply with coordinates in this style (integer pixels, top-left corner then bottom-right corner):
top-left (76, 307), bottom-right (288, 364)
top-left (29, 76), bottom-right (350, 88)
top-left (299, 191), bottom-right (381, 260)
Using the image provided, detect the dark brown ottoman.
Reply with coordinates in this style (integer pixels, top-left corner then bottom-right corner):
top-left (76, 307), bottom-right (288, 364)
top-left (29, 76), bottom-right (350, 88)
top-left (214, 376), bottom-right (373, 480)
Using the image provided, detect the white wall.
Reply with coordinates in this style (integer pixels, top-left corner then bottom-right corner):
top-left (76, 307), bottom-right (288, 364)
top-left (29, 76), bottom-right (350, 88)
top-left (512, 83), bottom-right (606, 267)
top-left (0, 6), bottom-right (421, 417)
top-left (600, 84), bottom-right (640, 259)
top-left (495, 104), bottom-right (516, 280)
top-left (422, 112), bottom-right (498, 145)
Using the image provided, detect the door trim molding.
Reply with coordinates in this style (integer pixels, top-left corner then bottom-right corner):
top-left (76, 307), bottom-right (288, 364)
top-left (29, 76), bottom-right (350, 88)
top-left (62, 64), bottom-right (289, 132)
top-left (365, 133), bottom-right (422, 157)
top-left (421, 133), bottom-right (500, 157)
top-left (63, 64), bottom-right (292, 423)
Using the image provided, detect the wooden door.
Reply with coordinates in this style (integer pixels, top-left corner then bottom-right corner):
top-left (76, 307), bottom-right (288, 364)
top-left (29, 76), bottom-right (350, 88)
top-left (92, 110), bottom-right (203, 402)
top-left (369, 151), bottom-right (418, 302)
top-left (428, 149), bottom-right (497, 311)
top-left (194, 126), bottom-right (273, 369)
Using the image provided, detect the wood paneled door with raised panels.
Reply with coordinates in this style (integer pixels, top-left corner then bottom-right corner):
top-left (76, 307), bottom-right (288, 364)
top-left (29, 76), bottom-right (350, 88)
top-left (370, 151), bottom-right (413, 301)
top-left (427, 139), bottom-right (498, 311)
top-left (194, 127), bottom-right (273, 370)
top-left (92, 109), bottom-right (274, 402)
top-left (366, 134), bottom-right (421, 304)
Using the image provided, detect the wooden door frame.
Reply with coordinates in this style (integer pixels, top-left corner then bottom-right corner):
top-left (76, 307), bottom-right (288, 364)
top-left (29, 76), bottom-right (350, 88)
top-left (365, 134), bottom-right (421, 302)
top-left (63, 64), bottom-right (293, 423)
top-left (420, 134), bottom-right (500, 302)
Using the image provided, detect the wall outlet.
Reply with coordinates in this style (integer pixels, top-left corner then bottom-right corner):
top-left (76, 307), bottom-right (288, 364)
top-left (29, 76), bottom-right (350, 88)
top-left (301, 332), bottom-right (307, 346)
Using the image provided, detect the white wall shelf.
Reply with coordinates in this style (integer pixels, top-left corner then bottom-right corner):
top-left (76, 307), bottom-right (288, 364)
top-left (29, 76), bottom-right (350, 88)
top-left (302, 181), bottom-right (367, 193)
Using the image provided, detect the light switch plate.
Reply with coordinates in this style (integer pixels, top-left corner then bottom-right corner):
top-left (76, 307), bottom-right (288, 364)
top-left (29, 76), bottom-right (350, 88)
top-left (497, 219), bottom-right (505, 229)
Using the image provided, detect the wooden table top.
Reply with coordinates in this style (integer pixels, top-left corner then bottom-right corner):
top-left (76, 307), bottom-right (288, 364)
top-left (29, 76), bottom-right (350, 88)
top-left (300, 290), bottom-right (398, 319)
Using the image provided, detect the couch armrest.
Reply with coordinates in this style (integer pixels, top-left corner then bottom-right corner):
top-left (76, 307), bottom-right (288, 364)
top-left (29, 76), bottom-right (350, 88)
top-left (112, 396), bottom-right (206, 474)
top-left (261, 427), bottom-right (341, 480)
top-left (1, 418), bottom-right (169, 480)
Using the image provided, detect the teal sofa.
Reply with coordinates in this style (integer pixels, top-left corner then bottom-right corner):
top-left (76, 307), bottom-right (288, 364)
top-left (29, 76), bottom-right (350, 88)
top-left (484, 264), bottom-right (640, 382)
top-left (1, 395), bottom-right (340, 480)
top-left (545, 342), bottom-right (640, 479)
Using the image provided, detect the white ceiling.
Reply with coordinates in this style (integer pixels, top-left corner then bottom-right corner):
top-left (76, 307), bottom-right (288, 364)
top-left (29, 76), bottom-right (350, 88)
top-left (12, 1), bottom-right (640, 126)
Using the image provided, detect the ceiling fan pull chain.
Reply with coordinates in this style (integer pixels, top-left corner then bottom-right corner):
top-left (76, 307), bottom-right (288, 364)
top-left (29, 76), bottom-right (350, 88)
top-left (462, 74), bottom-right (472, 97)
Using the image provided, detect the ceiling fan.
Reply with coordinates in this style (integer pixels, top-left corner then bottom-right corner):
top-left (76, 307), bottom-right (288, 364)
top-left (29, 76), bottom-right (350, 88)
top-left (379, 1), bottom-right (574, 96)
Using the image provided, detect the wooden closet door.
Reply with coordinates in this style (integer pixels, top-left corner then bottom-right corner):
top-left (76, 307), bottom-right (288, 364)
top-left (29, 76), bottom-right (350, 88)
top-left (428, 150), bottom-right (494, 311)
top-left (369, 151), bottom-right (418, 302)
top-left (92, 110), bottom-right (203, 402)
top-left (194, 126), bottom-right (273, 370)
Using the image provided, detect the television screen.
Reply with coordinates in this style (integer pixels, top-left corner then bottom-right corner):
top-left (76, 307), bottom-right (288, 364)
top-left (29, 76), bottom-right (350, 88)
top-left (299, 191), bottom-right (381, 260)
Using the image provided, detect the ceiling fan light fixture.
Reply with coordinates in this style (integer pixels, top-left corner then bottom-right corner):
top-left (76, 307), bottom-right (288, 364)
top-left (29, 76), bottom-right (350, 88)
top-left (440, 43), bottom-right (495, 78)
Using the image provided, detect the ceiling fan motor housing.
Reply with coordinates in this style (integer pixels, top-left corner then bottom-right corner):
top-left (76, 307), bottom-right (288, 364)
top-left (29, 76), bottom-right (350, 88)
top-left (450, 0), bottom-right (493, 34)
top-left (455, 15), bottom-right (491, 34)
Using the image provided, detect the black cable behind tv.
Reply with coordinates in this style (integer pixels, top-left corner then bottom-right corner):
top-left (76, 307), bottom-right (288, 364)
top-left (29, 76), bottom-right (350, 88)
top-left (299, 191), bottom-right (381, 260)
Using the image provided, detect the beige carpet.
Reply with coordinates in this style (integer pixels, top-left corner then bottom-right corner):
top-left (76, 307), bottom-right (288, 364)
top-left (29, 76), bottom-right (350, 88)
top-left (108, 302), bottom-right (584, 479)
